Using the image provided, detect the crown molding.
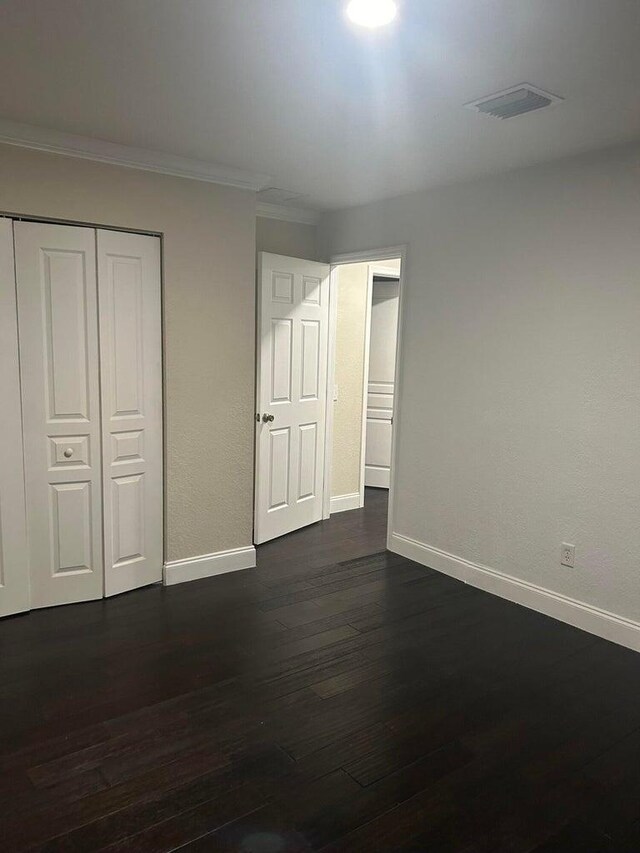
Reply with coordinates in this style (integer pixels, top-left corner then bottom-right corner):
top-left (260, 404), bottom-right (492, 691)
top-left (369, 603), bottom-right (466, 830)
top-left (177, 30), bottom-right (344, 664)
top-left (0, 118), bottom-right (271, 191)
top-left (256, 201), bottom-right (320, 225)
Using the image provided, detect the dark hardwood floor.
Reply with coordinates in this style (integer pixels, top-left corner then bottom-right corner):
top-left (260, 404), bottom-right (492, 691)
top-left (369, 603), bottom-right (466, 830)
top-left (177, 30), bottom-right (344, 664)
top-left (1, 488), bottom-right (640, 851)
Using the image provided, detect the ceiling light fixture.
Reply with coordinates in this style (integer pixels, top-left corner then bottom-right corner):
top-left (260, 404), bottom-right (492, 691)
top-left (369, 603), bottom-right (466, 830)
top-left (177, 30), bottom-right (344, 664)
top-left (346, 0), bottom-right (398, 29)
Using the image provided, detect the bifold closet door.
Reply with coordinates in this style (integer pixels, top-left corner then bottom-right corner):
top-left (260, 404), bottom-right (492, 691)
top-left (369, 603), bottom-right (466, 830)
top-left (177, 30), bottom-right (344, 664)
top-left (97, 230), bottom-right (163, 596)
top-left (0, 219), bottom-right (30, 617)
top-left (15, 222), bottom-right (104, 608)
top-left (12, 222), bottom-right (162, 611)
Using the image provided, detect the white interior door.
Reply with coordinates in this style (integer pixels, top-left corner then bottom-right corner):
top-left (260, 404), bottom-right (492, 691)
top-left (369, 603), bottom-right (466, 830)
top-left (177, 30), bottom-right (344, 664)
top-left (255, 253), bottom-right (330, 544)
top-left (0, 219), bottom-right (30, 617)
top-left (15, 222), bottom-right (103, 608)
top-left (97, 230), bottom-right (163, 596)
top-left (365, 277), bottom-right (399, 489)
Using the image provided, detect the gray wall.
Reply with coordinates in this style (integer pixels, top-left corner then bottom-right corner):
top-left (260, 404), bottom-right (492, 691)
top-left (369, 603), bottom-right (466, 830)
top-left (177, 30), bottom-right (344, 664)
top-left (320, 142), bottom-right (640, 627)
top-left (0, 143), bottom-right (256, 563)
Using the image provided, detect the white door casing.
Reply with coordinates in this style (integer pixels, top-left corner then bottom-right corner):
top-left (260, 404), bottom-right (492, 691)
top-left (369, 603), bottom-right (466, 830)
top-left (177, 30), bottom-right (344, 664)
top-left (365, 276), bottom-right (399, 489)
top-left (0, 219), bottom-right (30, 617)
top-left (14, 222), bottom-right (103, 608)
top-left (97, 230), bottom-right (163, 596)
top-left (255, 253), bottom-right (330, 544)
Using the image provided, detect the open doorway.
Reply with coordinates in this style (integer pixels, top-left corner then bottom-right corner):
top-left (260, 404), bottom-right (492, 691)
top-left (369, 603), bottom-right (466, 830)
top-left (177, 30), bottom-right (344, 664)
top-left (253, 248), bottom-right (404, 548)
top-left (324, 251), bottom-right (404, 534)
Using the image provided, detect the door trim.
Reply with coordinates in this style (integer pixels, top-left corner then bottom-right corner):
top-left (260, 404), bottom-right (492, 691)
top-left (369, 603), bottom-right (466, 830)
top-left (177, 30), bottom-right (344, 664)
top-left (323, 245), bottom-right (408, 551)
top-left (322, 265), bottom-right (339, 520)
top-left (357, 265), bottom-right (375, 510)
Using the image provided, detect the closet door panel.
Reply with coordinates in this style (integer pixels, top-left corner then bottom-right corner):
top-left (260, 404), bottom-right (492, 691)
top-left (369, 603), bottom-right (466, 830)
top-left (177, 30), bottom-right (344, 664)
top-left (98, 230), bottom-right (162, 596)
top-left (15, 222), bottom-right (103, 608)
top-left (0, 219), bottom-right (30, 617)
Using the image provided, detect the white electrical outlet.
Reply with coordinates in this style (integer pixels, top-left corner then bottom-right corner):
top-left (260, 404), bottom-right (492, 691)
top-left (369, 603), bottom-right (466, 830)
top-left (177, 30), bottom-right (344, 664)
top-left (561, 543), bottom-right (575, 568)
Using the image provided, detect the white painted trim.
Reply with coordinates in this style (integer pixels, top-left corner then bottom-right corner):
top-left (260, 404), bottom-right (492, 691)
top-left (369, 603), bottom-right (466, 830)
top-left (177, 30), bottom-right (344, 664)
top-left (389, 533), bottom-right (640, 653)
top-left (163, 545), bottom-right (256, 586)
top-left (330, 492), bottom-right (362, 514)
top-left (256, 202), bottom-right (320, 225)
top-left (331, 246), bottom-right (408, 266)
top-left (323, 265), bottom-right (340, 520)
top-left (0, 118), bottom-right (270, 191)
top-left (325, 246), bottom-right (408, 550)
top-left (358, 266), bottom-right (375, 507)
top-left (385, 248), bottom-right (408, 552)
top-left (364, 467), bottom-right (391, 489)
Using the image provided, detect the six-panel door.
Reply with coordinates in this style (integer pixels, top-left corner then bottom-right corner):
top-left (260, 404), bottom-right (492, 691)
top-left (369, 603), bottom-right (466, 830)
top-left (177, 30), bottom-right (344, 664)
top-left (255, 253), bottom-right (330, 543)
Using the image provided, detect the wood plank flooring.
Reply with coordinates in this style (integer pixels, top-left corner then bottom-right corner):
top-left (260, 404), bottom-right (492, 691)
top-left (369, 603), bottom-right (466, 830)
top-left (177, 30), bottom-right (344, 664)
top-left (1, 488), bottom-right (640, 851)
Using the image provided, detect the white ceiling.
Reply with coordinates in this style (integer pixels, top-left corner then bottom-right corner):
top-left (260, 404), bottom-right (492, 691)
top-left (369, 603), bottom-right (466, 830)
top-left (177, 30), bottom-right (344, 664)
top-left (0, 0), bottom-right (638, 210)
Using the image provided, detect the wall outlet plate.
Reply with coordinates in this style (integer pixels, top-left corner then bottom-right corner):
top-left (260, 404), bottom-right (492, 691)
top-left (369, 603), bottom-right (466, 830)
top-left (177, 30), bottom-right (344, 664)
top-left (561, 543), bottom-right (575, 568)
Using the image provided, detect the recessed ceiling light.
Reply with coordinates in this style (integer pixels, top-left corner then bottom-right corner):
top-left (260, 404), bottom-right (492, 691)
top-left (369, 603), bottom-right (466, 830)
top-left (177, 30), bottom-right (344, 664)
top-left (346, 0), bottom-right (398, 29)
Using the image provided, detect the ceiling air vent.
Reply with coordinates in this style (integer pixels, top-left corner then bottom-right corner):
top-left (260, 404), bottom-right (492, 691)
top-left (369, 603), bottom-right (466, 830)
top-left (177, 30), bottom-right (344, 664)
top-left (465, 84), bottom-right (563, 119)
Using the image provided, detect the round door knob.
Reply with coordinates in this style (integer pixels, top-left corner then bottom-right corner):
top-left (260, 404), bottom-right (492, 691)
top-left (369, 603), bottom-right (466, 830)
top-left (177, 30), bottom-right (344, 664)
top-left (261, 413), bottom-right (275, 423)
top-left (63, 448), bottom-right (74, 458)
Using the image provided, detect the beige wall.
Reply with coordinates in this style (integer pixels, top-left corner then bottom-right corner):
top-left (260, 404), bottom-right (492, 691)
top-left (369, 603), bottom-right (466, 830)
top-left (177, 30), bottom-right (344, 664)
top-left (256, 216), bottom-right (318, 260)
top-left (331, 262), bottom-right (369, 498)
top-left (0, 143), bottom-right (256, 563)
top-left (320, 142), bottom-right (640, 633)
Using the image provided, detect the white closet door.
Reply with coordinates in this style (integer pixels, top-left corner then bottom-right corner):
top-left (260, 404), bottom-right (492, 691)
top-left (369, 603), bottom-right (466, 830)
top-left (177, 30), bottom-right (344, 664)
top-left (97, 230), bottom-right (163, 596)
top-left (0, 219), bottom-right (30, 617)
top-left (15, 222), bottom-right (103, 608)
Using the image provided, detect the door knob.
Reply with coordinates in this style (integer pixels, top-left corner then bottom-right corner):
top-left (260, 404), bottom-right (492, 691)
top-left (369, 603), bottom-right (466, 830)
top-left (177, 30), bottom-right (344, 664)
top-left (261, 413), bottom-right (275, 423)
top-left (63, 448), bottom-right (74, 458)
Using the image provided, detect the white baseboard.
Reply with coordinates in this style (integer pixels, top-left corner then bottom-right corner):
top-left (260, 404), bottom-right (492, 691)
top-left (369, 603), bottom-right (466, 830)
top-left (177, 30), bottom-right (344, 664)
top-left (330, 492), bottom-right (362, 514)
top-left (364, 466), bottom-right (390, 489)
top-left (389, 532), bottom-right (640, 653)
top-left (163, 545), bottom-right (256, 586)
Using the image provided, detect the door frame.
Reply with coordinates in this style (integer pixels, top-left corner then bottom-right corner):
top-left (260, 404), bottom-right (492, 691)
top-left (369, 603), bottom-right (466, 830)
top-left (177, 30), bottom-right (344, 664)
top-left (322, 245), bottom-right (407, 549)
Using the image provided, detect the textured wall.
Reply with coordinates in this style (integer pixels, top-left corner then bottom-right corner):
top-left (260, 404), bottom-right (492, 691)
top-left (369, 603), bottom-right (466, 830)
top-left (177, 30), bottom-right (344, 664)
top-left (320, 142), bottom-right (640, 624)
top-left (256, 216), bottom-right (319, 260)
top-left (0, 143), bottom-right (256, 562)
top-left (331, 262), bottom-right (369, 497)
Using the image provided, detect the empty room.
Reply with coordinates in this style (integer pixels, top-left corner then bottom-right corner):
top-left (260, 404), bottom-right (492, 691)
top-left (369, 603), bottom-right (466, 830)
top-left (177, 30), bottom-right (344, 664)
top-left (1, 1), bottom-right (640, 850)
